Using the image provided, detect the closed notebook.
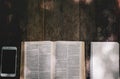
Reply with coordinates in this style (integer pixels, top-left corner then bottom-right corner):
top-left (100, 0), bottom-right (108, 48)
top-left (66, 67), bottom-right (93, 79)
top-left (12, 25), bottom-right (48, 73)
top-left (90, 42), bottom-right (119, 79)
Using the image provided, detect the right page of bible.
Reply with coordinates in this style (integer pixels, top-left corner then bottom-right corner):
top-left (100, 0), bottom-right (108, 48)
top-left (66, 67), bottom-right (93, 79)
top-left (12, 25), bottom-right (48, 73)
top-left (55, 41), bottom-right (85, 79)
top-left (90, 42), bottom-right (119, 79)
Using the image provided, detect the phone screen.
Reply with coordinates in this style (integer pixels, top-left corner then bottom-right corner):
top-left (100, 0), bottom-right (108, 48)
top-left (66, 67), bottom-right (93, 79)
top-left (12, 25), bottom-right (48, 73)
top-left (1, 50), bottom-right (16, 74)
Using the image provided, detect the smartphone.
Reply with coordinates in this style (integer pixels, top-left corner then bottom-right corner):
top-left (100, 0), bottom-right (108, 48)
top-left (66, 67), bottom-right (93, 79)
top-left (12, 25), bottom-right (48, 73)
top-left (0, 46), bottom-right (17, 77)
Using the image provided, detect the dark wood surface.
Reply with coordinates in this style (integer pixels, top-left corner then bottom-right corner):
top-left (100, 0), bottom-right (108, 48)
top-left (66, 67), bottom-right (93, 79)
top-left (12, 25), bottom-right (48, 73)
top-left (24, 0), bottom-right (97, 41)
top-left (0, 0), bottom-right (119, 79)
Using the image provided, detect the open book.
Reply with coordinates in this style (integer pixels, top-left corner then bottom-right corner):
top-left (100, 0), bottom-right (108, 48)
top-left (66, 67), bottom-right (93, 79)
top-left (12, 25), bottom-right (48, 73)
top-left (20, 41), bottom-right (85, 79)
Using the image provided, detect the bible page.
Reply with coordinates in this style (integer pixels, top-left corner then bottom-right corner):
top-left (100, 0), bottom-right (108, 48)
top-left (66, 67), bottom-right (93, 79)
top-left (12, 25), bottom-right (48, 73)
top-left (24, 41), bottom-right (53, 79)
top-left (55, 41), bottom-right (85, 79)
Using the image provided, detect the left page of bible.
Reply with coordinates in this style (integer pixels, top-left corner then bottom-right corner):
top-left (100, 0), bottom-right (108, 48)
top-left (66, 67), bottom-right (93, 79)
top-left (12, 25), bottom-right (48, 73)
top-left (20, 41), bottom-right (54, 79)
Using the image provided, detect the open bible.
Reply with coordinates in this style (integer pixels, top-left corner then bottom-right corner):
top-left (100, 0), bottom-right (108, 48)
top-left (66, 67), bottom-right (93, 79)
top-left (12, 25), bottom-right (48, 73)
top-left (20, 41), bottom-right (85, 79)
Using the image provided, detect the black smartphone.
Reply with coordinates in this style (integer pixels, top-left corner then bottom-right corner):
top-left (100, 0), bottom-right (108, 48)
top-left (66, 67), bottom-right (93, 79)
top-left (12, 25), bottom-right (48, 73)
top-left (0, 46), bottom-right (17, 77)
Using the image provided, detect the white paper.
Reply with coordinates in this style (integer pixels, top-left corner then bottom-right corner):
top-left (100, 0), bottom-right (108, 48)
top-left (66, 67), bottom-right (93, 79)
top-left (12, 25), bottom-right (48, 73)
top-left (90, 42), bottom-right (119, 79)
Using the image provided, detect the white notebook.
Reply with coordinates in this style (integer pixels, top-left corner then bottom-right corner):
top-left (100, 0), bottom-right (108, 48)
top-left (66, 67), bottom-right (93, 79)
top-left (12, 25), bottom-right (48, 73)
top-left (90, 42), bottom-right (119, 79)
